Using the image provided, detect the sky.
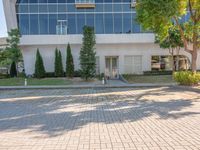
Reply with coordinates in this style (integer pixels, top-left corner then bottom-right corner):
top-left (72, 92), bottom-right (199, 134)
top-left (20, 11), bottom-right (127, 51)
top-left (0, 0), bottom-right (7, 38)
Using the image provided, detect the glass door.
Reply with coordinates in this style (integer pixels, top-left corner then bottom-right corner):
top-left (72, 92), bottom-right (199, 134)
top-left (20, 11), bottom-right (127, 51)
top-left (105, 57), bottom-right (119, 79)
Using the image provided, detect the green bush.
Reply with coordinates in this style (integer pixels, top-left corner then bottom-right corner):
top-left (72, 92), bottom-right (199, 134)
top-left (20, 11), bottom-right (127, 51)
top-left (10, 61), bottom-right (17, 77)
top-left (18, 72), bottom-right (26, 78)
top-left (73, 70), bottom-right (81, 77)
top-left (144, 71), bottom-right (172, 75)
top-left (45, 72), bottom-right (55, 78)
top-left (173, 71), bottom-right (200, 86)
top-left (54, 48), bottom-right (64, 77)
top-left (66, 44), bottom-right (74, 78)
top-left (0, 73), bottom-right (9, 79)
top-left (34, 49), bottom-right (46, 78)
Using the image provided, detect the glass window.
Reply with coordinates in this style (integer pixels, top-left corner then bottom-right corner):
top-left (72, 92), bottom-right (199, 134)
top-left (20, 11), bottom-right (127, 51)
top-left (58, 0), bottom-right (66, 3)
top-left (29, 0), bottom-right (38, 3)
top-left (96, 0), bottom-right (103, 3)
top-left (39, 4), bottom-right (48, 12)
top-left (48, 0), bottom-right (57, 3)
top-left (17, 0), bottom-right (29, 3)
top-left (30, 14), bottom-right (39, 34)
top-left (104, 14), bottom-right (113, 33)
top-left (67, 0), bottom-right (74, 3)
top-left (151, 56), bottom-right (173, 71)
top-left (122, 3), bottom-right (131, 12)
top-left (68, 14), bottom-right (76, 34)
top-left (114, 13), bottom-right (122, 33)
top-left (18, 5), bottom-right (29, 13)
top-left (29, 4), bottom-right (38, 13)
top-left (67, 4), bottom-right (75, 12)
top-left (58, 4), bottom-right (67, 12)
top-left (104, 4), bottom-right (112, 12)
top-left (123, 13), bottom-right (131, 33)
top-left (19, 14), bottom-right (29, 35)
top-left (77, 14), bottom-right (86, 34)
top-left (104, 0), bottom-right (112, 2)
top-left (86, 14), bottom-right (94, 28)
top-left (95, 14), bottom-right (104, 34)
top-left (49, 14), bottom-right (57, 34)
top-left (39, 0), bottom-right (48, 3)
top-left (39, 14), bottom-right (48, 34)
top-left (48, 4), bottom-right (57, 12)
top-left (113, 4), bottom-right (122, 12)
top-left (95, 4), bottom-right (103, 12)
top-left (132, 13), bottom-right (140, 33)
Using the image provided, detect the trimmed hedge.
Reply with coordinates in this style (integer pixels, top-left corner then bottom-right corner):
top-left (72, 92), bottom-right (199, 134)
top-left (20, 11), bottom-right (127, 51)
top-left (144, 71), bottom-right (173, 75)
top-left (0, 73), bottom-right (9, 79)
top-left (173, 71), bottom-right (200, 86)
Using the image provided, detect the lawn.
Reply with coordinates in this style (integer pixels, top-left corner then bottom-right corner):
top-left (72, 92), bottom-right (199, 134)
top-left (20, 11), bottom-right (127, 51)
top-left (123, 75), bottom-right (175, 84)
top-left (0, 78), bottom-right (72, 86)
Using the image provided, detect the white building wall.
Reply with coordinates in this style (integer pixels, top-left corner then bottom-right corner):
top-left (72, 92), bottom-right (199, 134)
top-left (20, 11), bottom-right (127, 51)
top-left (21, 42), bottom-right (199, 75)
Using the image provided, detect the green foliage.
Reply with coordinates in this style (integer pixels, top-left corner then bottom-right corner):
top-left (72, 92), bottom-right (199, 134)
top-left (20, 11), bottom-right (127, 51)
top-left (34, 49), bottom-right (46, 78)
top-left (136, 0), bottom-right (200, 72)
top-left (58, 50), bottom-right (64, 76)
top-left (155, 26), bottom-right (183, 49)
top-left (79, 26), bottom-right (96, 80)
top-left (173, 71), bottom-right (200, 86)
top-left (54, 48), bottom-right (64, 77)
top-left (5, 29), bottom-right (23, 65)
top-left (66, 44), bottom-right (74, 78)
top-left (73, 70), bottom-right (82, 77)
top-left (0, 73), bottom-right (9, 79)
top-left (0, 49), bottom-right (12, 67)
top-left (10, 61), bottom-right (17, 78)
top-left (136, 0), bottom-right (200, 44)
top-left (136, 0), bottom-right (178, 38)
top-left (54, 48), bottom-right (59, 77)
top-left (0, 29), bottom-right (22, 69)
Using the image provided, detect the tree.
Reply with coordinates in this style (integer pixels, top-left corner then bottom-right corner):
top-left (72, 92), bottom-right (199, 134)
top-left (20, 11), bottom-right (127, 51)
top-left (34, 49), bottom-right (46, 78)
top-left (0, 49), bottom-right (11, 67)
top-left (54, 48), bottom-right (64, 77)
top-left (66, 43), bottom-right (74, 78)
top-left (5, 29), bottom-right (23, 72)
top-left (136, 0), bottom-right (200, 73)
top-left (10, 61), bottom-right (17, 77)
top-left (79, 26), bottom-right (96, 80)
top-left (155, 26), bottom-right (184, 71)
top-left (58, 50), bottom-right (64, 77)
top-left (54, 48), bottom-right (59, 77)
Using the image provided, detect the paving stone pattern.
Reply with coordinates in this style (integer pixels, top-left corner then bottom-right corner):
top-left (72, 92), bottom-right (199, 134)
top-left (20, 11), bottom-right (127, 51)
top-left (0, 87), bottom-right (200, 150)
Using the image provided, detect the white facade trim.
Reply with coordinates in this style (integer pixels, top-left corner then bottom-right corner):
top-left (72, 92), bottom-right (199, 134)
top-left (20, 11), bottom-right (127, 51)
top-left (19, 34), bottom-right (155, 46)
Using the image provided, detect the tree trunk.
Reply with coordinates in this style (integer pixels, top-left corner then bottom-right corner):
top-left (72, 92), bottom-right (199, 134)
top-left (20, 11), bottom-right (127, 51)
top-left (191, 49), bottom-right (197, 73)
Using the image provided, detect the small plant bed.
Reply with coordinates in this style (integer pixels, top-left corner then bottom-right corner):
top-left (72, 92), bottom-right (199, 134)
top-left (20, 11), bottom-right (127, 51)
top-left (0, 78), bottom-right (72, 86)
top-left (123, 75), bottom-right (175, 84)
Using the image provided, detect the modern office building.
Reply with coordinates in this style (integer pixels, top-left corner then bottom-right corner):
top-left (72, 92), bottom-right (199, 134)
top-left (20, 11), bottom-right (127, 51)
top-left (3, 0), bottom-right (200, 78)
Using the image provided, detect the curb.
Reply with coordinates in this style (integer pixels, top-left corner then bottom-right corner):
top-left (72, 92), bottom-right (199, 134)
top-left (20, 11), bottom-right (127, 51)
top-left (0, 84), bottom-right (178, 90)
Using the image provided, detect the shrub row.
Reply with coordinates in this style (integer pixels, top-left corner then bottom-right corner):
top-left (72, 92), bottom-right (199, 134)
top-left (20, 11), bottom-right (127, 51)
top-left (34, 44), bottom-right (75, 78)
top-left (143, 70), bottom-right (173, 75)
top-left (173, 71), bottom-right (200, 86)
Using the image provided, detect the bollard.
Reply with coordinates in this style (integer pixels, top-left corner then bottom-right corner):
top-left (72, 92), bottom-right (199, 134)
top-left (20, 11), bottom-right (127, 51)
top-left (102, 77), bottom-right (105, 85)
top-left (24, 78), bottom-right (27, 86)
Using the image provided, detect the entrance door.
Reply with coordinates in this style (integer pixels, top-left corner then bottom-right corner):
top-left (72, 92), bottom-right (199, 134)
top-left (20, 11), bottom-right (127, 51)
top-left (105, 57), bottom-right (119, 79)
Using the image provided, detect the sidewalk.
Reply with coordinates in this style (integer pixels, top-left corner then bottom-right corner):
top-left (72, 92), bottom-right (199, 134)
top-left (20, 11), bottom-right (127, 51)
top-left (0, 83), bottom-right (178, 90)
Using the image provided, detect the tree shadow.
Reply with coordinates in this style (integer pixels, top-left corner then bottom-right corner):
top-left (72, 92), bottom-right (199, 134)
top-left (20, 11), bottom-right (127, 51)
top-left (0, 87), bottom-right (199, 137)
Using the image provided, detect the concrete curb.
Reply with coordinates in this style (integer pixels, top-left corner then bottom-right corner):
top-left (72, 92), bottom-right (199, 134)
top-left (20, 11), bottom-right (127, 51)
top-left (0, 84), bottom-right (179, 90)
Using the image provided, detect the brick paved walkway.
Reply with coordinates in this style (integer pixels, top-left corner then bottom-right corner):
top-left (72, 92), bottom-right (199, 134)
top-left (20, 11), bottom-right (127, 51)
top-left (0, 87), bottom-right (200, 150)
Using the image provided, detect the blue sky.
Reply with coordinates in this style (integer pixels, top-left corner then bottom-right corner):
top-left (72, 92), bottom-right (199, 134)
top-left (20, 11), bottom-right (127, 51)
top-left (0, 0), bottom-right (7, 37)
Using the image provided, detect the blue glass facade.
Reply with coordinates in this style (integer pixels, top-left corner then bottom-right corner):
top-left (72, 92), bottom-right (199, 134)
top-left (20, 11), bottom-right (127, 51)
top-left (16, 0), bottom-right (142, 35)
